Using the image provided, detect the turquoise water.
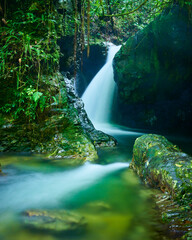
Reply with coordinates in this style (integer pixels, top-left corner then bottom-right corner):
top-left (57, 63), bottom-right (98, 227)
top-left (0, 132), bottom-right (172, 240)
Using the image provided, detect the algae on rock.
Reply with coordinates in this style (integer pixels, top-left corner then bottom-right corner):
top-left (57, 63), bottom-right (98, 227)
top-left (23, 209), bottom-right (87, 234)
top-left (130, 134), bottom-right (192, 238)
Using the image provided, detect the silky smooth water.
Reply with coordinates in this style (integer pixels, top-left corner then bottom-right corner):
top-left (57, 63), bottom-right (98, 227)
top-left (82, 44), bottom-right (121, 124)
top-left (0, 150), bottom-right (170, 240)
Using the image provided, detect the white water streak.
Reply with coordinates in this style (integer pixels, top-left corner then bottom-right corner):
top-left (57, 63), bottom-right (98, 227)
top-left (0, 162), bottom-right (128, 212)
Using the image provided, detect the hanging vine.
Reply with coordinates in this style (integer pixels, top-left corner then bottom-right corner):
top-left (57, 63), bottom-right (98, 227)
top-left (87, 0), bottom-right (90, 57)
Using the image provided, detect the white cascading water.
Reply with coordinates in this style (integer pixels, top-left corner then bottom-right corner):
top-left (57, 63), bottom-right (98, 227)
top-left (82, 43), bottom-right (141, 136)
top-left (82, 43), bottom-right (121, 125)
top-left (0, 162), bottom-right (129, 213)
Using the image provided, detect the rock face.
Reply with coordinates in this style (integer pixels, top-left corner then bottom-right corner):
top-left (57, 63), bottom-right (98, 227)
top-left (113, 5), bottom-right (192, 135)
top-left (76, 44), bottom-right (107, 97)
top-left (130, 134), bottom-right (192, 238)
top-left (0, 72), bottom-right (116, 161)
top-left (0, 72), bottom-right (98, 161)
top-left (58, 37), bottom-right (107, 97)
top-left (64, 77), bottom-right (117, 148)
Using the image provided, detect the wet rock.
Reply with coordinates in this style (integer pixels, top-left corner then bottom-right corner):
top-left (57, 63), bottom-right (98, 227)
top-left (130, 134), bottom-right (192, 238)
top-left (0, 72), bottom-right (98, 162)
top-left (0, 70), bottom-right (116, 162)
top-left (22, 209), bottom-right (87, 234)
top-left (131, 134), bottom-right (192, 203)
top-left (152, 190), bottom-right (192, 239)
top-left (113, 5), bottom-right (192, 135)
top-left (64, 77), bottom-right (117, 148)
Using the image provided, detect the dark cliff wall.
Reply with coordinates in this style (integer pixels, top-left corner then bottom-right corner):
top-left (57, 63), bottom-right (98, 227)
top-left (113, 5), bottom-right (192, 135)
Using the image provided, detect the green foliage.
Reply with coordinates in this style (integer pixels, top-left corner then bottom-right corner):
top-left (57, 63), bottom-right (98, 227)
top-left (1, 87), bottom-right (49, 121)
top-left (0, 0), bottom-right (62, 122)
top-left (1, 0), bottom-right (191, 123)
top-left (175, 161), bottom-right (192, 204)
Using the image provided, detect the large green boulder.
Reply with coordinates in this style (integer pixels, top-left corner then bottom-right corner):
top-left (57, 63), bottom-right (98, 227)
top-left (130, 134), bottom-right (192, 238)
top-left (131, 134), bottom-right (192, 204)
top-left (113, 5), bottom-right (192, 135)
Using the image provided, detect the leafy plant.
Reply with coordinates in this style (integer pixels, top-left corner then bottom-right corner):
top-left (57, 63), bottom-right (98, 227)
top-left (0, 0), bottom-right (62, 122)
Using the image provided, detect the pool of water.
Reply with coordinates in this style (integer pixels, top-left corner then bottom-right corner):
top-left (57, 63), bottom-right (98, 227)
top-left (0, 128), bottom-right (173, 240)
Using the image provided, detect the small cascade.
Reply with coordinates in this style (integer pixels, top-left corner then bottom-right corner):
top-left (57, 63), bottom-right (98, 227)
top-left (82, 44), bottom-right (141, 136)
top-left (0, 162), bottom-right (129, 212)
top-left (82, 44), bottom-right (121, 125)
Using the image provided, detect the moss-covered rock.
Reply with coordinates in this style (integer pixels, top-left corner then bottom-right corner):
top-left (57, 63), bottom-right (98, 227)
top-left (152, 190), bottom-right (192, 239)
top-left (131, 134), bottom-right (192, 203)
top-left (0, 72), bottom-right (98, 161)
top-left (22, 209), bottom-right (87, 234)
top-left (130, 134), bottom-right (192, 238)
top-left (0, 71), bottom-right (116, 162)
top-left (64, 77), bottom-right (117, 148)
top-left (113, 5), bottom-right (192, 135)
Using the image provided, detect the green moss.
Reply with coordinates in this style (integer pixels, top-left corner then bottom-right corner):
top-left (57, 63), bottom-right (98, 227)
top-left (131, 134), bottom-right (192, 204)
top-left (130, 134), bottom-right (192, 238)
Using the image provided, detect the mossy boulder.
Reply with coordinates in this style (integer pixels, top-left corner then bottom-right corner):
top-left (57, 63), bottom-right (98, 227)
top-left (113, 5), bottom-right (192, 135)
top-left (0, 72), bottom-right (98, 161)
top-left (0, 71), bottom-right (116, 162)
top-left (130, 134), bottom-right (192, 238)
top-left (22, 209), bottom-right (87, 234)
top-left (131, 134), bottom-right (192, 204)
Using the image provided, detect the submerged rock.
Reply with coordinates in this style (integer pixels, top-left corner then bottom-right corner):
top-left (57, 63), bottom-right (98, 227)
top-left (130, 134), bottom-right (192, 238)
top-left (113, 5), bottom-right (192, 135)
top-left (83, 201), bottom-right (111, 213)
top-left (22, 209), bottom-right (87, 234)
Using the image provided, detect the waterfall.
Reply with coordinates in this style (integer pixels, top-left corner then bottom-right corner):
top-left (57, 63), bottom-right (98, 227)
top-left (82, 44), bottom-right (142, 136)
top-left (0, 162), bottom-right (129, 212)
top-left (82, 44), bottom-right (121, 126)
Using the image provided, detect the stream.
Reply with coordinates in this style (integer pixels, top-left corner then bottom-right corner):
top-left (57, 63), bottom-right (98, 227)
top-left (0, 133), bottom-right (170, 240)
top-left (0, 44), bottom-right (190, 240)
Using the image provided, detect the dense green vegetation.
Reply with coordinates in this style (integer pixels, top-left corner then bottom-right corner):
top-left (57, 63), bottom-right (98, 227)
top-left (0, 1), bottom-right (192, 239)
top-left (0, 0), bottom-right (191, 124)
top-left (0, 0), bottom-right (62, 122)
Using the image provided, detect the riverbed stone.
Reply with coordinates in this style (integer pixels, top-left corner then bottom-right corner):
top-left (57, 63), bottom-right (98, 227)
top-left (22, 209), bottom-right (87, 234)
top-left (130, 134), bottom-right (192, 238)
top-left (113, 5), bottom-right (192, 135)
